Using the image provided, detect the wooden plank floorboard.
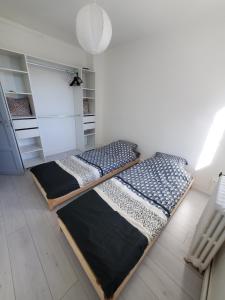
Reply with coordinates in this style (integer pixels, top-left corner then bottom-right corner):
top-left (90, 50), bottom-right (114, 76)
top-left (138, 260), bottom-right (192, 300)
top-left (7, 226), bottom-right (52, 300)
top-left (1, 194), bottom-right (27, 236)
top-left (146, 243), bottom-right (202, 300)
top-left (24, 208), bottom-right (77, 300)
top-left (0, 176), bottom-right (26, 236)
top-left (55, 232), bottom-right (99, 300)
top-left (166, 191), bottom-right (208, 233)
top-left (157, 229), bottom-right (188, 258)
top-left (11, 175), bottom-right (78, 300)
top-left (61, 281), bottom-right (90, 300)
top-left (0, 218), bottom-right (15, 300)
top-left (121, 273), bottom-right (158, 300)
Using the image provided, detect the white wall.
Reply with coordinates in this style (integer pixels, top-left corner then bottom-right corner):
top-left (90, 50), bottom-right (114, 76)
top-left (0, 17), bottom-right (92, 68)
top-left (207, 242), bottom-right (225, 300)
top-left (95, 21), bottom-right (225, 194)
top-left (94, 55), bottom-right (105, 145)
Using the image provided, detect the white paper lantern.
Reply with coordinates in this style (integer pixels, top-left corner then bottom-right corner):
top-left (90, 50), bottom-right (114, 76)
top-left (76, 3), bottom-right (112, 55)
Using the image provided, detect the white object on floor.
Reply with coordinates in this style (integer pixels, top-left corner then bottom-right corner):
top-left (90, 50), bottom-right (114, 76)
top-left (186, 175), bottom-right (225, 272)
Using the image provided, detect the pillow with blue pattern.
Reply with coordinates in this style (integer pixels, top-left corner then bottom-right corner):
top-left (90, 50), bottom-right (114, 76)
top-left (155, 152), bottom-right (188, 166)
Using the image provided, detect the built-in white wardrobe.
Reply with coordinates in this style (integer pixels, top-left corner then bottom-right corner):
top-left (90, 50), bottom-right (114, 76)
top-left (0, 48), bottom-right (95, 169)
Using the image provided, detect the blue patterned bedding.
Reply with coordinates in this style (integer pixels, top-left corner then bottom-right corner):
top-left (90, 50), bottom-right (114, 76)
top-left (116, 153), bottom-right (192, 217)
top-left (76, 140), bottom-right (139, 176)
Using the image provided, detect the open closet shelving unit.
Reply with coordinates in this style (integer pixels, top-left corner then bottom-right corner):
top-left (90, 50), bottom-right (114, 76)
top-left (82, 68), bottom-right (96, 150)
top-left (0, 49), bottom-right (44, 168)
top-left (0, 48), bottom-right (95, 169)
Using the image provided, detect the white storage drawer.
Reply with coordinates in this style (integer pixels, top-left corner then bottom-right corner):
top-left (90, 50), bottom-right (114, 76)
top-left (83, 122), bottom-right (95, 130)
top-left (13, 118), bottom-right (38, 130)
top-left (83, 116), bottom-right (96, 123)
top-left (16, 128), bottom-right (40, 139)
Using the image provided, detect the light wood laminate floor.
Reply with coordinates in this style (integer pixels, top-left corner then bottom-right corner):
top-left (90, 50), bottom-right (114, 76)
top-left (0, 172), bottom-right (208, 300)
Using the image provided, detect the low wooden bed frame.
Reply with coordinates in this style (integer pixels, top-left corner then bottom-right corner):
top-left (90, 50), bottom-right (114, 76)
top-left (32, 158), bottom-right (140, 210)
top-left (58, 179), bottom-right (194, 300)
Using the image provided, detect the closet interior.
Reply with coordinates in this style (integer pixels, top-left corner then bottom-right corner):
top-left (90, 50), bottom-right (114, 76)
top-left (0, 48), bottom-right (95, 169)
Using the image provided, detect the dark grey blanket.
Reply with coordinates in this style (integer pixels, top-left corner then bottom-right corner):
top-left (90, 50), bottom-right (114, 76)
top-left (31, 161), bottom-right (80, 199)
top-left (57, 190), bottom-right (148, 298)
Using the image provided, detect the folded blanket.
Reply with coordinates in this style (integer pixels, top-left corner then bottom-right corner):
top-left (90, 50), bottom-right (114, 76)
top-left (31, 161), bottom-right (80, 199)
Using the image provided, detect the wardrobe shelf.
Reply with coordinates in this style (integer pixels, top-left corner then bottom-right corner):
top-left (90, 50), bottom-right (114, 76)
top-left (5, 91), bottom-right (32, 96)
top-left (20, 144), bottom-right (43, 154)
top-left (0, 66), bottom-right (28, 74)
top-left (82, 87), bottom-right (95, 91)
top-left (23, 157), bottom-right (45, 168)
top-left (12, 116), bottom-right (36, 120)
top-left (84, 133), bottom-right (96, 137)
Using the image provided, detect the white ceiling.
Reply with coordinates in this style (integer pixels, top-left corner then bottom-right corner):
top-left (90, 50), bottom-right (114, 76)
top-left (0, 0), bottom-right (224, 48)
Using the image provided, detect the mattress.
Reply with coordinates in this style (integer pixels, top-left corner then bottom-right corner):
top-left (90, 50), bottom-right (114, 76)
top-left (31, 140), bottom-right (139, 200)
top-left (57, 152), bottom-right (192, 298)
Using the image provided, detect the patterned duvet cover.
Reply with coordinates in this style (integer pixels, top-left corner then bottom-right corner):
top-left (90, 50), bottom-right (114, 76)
top-left (94, 153), bottom-right (192, 241)
top-left (57, 140), bottom-right (139, 187)
top-left (57, 152), bottom-right (192, 298)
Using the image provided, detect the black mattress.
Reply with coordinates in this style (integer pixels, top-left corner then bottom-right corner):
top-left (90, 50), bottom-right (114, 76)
top-left (30, 161), bottom-right (80, 199)
top-left (57, 190), bottom-right (148, 298)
